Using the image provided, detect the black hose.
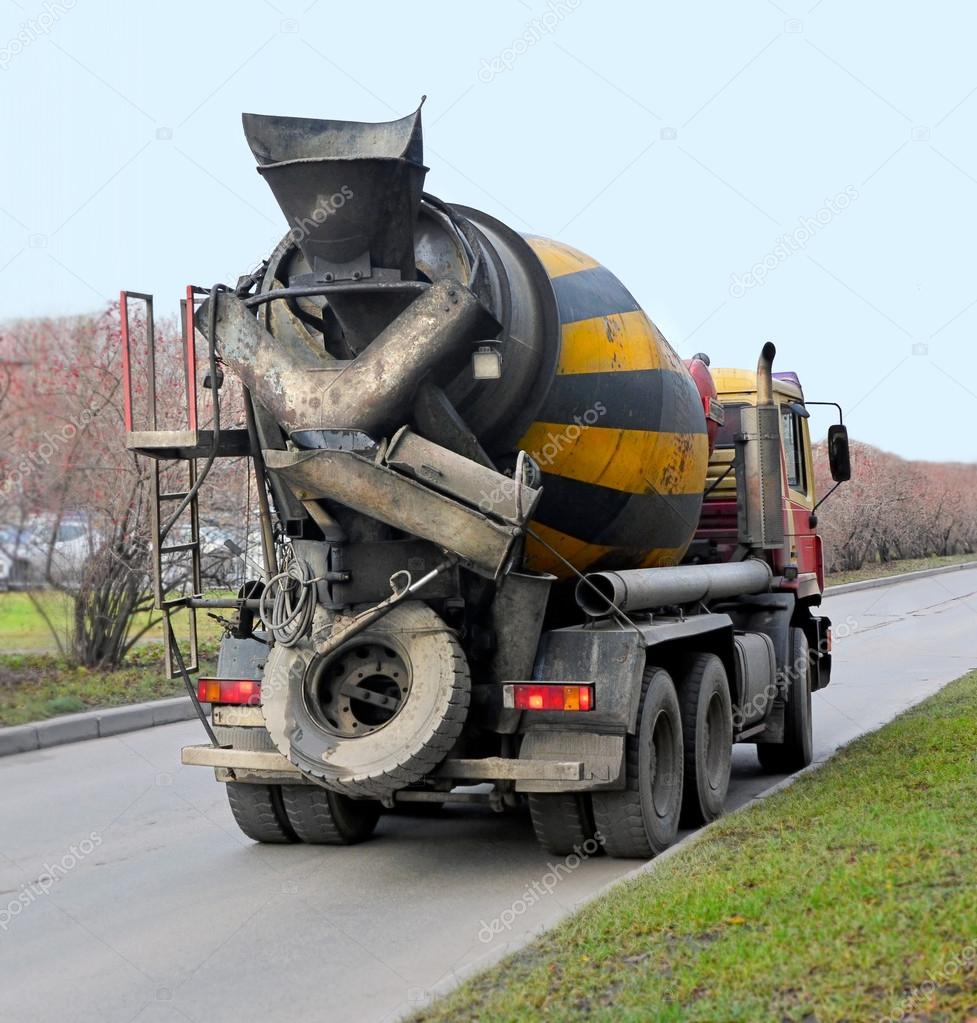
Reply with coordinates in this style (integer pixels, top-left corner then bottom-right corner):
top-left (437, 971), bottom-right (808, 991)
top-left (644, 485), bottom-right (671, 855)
top-left (165, 609), bottom-right (219, 746)
top-left (703, 462), bottom-right (734, 499)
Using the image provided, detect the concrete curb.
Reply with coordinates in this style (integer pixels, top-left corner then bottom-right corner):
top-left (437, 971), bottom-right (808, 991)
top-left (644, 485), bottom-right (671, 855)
top-left (824, 559), bottom-right (977, 596)
top-left (0, 697), bottom-right (211, 757)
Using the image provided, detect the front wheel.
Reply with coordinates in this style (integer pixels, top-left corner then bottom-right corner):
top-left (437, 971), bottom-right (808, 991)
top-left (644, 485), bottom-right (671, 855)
top-left (757, 627), bottom-right (813, 774)
top-left (591, 666), bottom-right (684, 859)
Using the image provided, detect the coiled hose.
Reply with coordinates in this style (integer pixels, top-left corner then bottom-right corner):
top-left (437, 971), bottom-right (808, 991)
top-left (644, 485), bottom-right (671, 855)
top-left (259, 557), bottom-right (316, 647)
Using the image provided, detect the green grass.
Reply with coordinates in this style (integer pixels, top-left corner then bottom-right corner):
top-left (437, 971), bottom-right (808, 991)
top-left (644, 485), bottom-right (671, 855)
top-left (0, 642), bottom-right (218, 726)
top-left (0, 589), bottom-right (231, 653)
top-left (826, 552), bottom-right (976, 587)
top-left (0, 590), bottom-right (75, 649)
top-left (413, 671), bottom-right (977, 1023)
top-left (0, 588), bottom-right (234, 725)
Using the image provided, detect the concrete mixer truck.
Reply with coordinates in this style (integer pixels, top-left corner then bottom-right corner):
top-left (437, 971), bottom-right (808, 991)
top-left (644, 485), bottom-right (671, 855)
top-left (123, 102), bottom-right (851, 858)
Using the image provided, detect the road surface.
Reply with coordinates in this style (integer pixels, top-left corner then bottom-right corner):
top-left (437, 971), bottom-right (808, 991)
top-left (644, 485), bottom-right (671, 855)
top-left (2, 567), bottom-right (976, 1023)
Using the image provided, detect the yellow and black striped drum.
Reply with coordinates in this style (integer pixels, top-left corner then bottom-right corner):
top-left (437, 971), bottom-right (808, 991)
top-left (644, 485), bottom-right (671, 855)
top-left (513, 237), bottom-right (708, 577)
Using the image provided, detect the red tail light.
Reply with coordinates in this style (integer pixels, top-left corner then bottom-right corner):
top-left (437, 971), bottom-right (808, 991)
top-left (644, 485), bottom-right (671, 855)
top-left (503, 683), bottom-right (594, 712)
top-left (197, 679), bottom-right (261, 706)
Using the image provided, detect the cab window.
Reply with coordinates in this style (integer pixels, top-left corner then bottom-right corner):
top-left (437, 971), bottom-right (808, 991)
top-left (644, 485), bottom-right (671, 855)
top-left (780, 406), bottom-right (807, 493)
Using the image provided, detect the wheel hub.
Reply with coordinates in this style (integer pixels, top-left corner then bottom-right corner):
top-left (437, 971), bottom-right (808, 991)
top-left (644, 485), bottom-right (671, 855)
top-left (649, 709), bottom-right (676, 819)
top-left (303, 641), bottom-right (411, 738)
top-left (704, 691), bottom-right (726, 790)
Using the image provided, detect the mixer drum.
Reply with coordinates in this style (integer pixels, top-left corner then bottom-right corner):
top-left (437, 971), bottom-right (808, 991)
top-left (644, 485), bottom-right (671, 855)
top-left (244, 107), bottom-right (708, 579)
top-left (255, 214), bottom-right (708, 579)
top-left (511, 237), bottom-right (708, 577)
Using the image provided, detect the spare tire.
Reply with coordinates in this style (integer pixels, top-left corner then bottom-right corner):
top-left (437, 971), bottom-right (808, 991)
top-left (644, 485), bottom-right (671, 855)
top-left (261, 601), bottom-right (469, 799)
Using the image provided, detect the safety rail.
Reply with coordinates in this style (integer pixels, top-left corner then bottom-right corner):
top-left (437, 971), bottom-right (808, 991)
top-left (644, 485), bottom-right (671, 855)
top-left (120, 287), bottom-right (213, 678)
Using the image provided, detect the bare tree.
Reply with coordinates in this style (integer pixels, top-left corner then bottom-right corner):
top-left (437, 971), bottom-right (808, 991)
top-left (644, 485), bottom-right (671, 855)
top-left (0, 302), bottom-right (251, 667)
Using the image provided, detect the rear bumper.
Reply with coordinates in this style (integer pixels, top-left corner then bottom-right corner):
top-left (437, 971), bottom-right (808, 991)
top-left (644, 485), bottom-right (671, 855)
top-left (181, 744), bottom-right (305, 785)
top-left (181, 743), bottom-right (605, 790)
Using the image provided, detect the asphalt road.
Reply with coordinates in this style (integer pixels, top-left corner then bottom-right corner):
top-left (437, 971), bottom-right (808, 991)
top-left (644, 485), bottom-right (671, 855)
top-left (3, 567), bottom-right (976, 1023)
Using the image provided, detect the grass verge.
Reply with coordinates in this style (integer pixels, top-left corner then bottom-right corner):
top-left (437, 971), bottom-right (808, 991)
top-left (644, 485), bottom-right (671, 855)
top-left (413, 671), bottom-right (977, 1023)
top-left (0, 642), bottom-right (218, 726)
top-left (0, 589), bottom-right (231, 652)
top-left (826, 553), bottom-right (976, 588)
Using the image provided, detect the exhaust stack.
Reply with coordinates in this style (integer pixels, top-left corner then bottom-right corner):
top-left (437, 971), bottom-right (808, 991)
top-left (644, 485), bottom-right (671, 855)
top-left (736, 342), bottom-right (786, 551)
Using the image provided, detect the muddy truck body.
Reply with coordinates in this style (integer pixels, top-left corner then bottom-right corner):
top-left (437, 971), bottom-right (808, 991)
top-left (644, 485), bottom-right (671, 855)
top-left (123, 104), bottom-right (851, 857)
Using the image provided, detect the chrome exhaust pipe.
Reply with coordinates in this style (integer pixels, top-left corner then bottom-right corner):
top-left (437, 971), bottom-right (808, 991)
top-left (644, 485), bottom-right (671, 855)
top-left (736, 342), bottom-right (786, 551)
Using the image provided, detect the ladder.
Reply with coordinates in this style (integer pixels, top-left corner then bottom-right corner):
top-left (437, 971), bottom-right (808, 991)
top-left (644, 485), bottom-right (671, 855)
top-left (121, 286), bottom-right (251, 679)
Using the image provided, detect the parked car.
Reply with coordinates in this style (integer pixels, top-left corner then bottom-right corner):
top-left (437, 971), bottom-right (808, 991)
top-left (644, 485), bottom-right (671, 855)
top-left (159, 522), bottom-right (265, 592)
top-left (0, 515), bottom-right (103, 589)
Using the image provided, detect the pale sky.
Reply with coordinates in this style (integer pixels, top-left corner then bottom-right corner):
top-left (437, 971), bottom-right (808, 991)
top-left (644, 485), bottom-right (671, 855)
top-left (1, 0), bottom-right (974, 460)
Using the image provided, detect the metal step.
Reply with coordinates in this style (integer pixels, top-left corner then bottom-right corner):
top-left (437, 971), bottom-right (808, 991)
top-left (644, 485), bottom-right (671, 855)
top-left (126, 428), bottom-right (252, 461)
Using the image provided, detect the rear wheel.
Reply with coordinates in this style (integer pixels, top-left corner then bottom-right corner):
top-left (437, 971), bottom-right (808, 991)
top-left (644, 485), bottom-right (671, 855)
top-left (281, 785), bottom-right (381, 845)
top-left (678, 653), bottom-right (733, 826)
top-left (757, 628), bottom-right (813, 774)
top-left (262, 602), bottom-right (470, 799)
top-left (226, 783), bottom-right (297, 844)
top-left (529, 793), bottom-right (599, 856)
top-left (591, 666), bottom-right (684, 859)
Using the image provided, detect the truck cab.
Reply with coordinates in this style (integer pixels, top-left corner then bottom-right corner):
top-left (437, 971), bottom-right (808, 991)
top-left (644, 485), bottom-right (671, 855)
top-left (697, 367), bottom-right (823, 595)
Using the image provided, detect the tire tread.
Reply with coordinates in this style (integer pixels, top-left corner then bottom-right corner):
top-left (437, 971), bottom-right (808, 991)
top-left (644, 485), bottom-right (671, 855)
top-left (591, 670), bottom-right (655, 859)
top-left (528, 793), bottom-right (597, 856)
top-left (281, 785), bottom-right (379, 844)
top-left (226, 783), bottom-right (297, 844)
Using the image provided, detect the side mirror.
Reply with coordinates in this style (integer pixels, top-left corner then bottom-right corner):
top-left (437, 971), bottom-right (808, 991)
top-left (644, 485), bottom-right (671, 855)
top-left (827, 424), bottom-right (851, 482)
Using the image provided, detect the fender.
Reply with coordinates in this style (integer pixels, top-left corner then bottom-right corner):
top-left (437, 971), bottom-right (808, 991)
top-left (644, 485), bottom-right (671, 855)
top-left (520, 613), bottom-right (735, 735)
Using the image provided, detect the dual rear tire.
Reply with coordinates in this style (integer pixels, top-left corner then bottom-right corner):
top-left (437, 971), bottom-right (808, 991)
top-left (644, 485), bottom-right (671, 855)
top-left (678, 653), bottom-right (733, 827)
top-left (228, 653), bottom-right (740, 854)
top-left (528, 792), bottom-right (599, 857)
top-left (590, 666), bottom-right (685, 858)
top-left (532, 658), bottom-right (734, 860)
top-left (225, 781), bottom-right (380, 845)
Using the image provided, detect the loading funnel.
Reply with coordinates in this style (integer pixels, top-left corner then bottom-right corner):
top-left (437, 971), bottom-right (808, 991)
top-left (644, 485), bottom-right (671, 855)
top-left (243, 103), bottom-right (427, 280)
